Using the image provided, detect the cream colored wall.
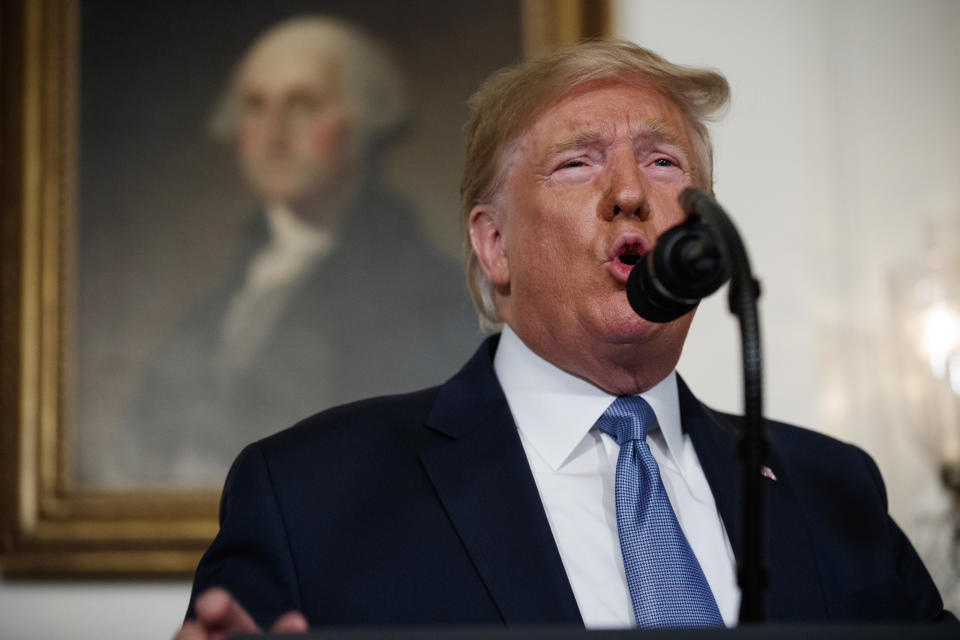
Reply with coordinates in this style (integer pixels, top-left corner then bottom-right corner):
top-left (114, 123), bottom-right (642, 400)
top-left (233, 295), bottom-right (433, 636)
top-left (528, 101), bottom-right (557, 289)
top-left (2, 2), bottom-right (959, 637)
top-left (615, 0), bottom-right (960, 610)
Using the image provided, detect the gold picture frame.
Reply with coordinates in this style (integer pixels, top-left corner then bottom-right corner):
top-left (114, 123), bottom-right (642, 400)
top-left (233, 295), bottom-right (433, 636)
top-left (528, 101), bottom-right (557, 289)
top-left (0, 0), bottom-right (609, 578)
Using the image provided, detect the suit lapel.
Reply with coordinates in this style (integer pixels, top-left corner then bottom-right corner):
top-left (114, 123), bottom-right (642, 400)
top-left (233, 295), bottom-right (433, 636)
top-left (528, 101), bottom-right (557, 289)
top-left (679, 379), bottom-right (828, 621)
top-left (419, 337), bottom-right (582, 625)
top-left (678, 379), bottom-right (742, 556)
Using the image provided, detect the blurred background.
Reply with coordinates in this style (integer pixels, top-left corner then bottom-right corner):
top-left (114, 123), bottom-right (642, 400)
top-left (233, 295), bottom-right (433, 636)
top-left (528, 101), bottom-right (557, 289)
top-left (74, 1), bottom-right (517, 487)
top-left (2, 0), bottom-right (960, 637)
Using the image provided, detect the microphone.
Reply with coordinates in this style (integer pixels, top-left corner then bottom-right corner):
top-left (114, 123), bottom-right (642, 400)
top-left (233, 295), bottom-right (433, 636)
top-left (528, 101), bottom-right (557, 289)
top-left (626, 204), bottom-right (729, 322)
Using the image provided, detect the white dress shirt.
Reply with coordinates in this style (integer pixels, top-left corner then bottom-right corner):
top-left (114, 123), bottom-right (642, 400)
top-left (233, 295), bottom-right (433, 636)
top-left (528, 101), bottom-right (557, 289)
top-left (493, 325), bottom-right (740, 628)
top-left (216, 205), bottom-right (335, 385)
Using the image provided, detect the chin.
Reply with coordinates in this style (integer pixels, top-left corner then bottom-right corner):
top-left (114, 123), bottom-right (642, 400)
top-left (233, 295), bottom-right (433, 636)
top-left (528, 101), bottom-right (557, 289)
top-left (594, 301), bottom-right (690, 346)
top-left (251, 180), bottom-right (295, 201)
top-left (596, 294), bottom-right (650, 331)
top-left (250, 170), bottom-right (313, 198)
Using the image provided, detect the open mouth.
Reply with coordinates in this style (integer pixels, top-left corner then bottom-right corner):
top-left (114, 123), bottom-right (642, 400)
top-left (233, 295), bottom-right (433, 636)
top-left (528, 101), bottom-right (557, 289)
top-left (607, 234), bottom-right (649, 283)
top-left (616, 241), bottom-right (646, 266)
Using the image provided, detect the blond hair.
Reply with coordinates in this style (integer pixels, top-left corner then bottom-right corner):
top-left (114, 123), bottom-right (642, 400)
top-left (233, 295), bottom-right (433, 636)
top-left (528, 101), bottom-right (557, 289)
top-left (461, 39), bottom-right (730, 329)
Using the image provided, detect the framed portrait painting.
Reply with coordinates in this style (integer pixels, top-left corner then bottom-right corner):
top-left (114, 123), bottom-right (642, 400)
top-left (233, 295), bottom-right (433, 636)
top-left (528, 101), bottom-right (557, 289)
top-left (0, 0), bottom-right (609, 576)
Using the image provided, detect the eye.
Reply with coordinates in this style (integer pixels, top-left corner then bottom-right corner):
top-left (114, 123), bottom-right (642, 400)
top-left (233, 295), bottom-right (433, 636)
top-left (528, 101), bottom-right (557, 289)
top-left (652, 158), bottom-right (675, 167)
top-left (550, 154), bottom-right (598, 184)
top-left (288, 93), bottom-right (323, 116)
top-left (240, 93), bottom-right (266, 116)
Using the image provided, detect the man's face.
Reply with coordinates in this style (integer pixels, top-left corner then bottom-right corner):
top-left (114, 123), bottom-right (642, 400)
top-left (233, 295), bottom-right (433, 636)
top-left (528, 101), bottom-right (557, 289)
top-left (478, 81), bottom-right (700, 386)
top-left (235, 42), bottom-right (355, 211)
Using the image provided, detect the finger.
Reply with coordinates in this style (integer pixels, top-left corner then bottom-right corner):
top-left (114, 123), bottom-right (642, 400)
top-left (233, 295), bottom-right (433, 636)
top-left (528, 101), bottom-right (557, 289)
top-left (173, 620), bottom-right (206, 640)
top-left (194, 587), bottom-right (260, 635)
top-left (270, 611), bottom-right (309, 633)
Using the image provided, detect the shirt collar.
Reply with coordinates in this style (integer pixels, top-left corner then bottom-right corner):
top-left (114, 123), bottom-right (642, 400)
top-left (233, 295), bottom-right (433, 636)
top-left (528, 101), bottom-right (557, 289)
top-left (493, 325), bottom-right (684, 471)
top-left (265, 204), bottom-right (336, 259)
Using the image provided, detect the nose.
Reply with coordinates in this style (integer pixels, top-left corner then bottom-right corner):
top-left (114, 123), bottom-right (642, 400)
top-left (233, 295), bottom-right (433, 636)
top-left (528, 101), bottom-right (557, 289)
top-left (259, 105), bottom-right (290, 150)
top-left (604, 147), bottom-right (649, 221)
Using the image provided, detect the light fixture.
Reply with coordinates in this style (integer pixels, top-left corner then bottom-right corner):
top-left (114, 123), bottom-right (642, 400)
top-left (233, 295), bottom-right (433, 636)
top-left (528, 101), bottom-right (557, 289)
top-left (890, 218), bottom-right (960, 580)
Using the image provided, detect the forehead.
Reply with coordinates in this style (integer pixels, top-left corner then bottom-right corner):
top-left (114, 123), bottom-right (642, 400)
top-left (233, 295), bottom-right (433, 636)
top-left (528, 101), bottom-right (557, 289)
top-left (519, 81), bottom-right (692, 155)
top-left (239, 40), bottom-right (341, 94)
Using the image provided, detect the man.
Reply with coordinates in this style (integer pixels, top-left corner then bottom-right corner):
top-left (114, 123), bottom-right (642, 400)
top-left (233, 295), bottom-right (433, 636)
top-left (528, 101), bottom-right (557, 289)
top-left (126, 16), bottom-right (476, 484)
top-left (176, 40), bottom-right (953, 637)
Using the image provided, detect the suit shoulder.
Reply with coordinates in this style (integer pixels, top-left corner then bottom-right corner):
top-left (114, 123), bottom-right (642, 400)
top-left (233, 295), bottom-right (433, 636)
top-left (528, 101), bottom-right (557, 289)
top-left (713, 407), bottom-right (871, 463)
top-left (255, 385), bottom-right (443, 458)
top-left (218, 385), bottom-right (451, 538)
top-left (709, 407), bottom-right (883, 495)
top-left (765, 418), bottom-right (876, 474)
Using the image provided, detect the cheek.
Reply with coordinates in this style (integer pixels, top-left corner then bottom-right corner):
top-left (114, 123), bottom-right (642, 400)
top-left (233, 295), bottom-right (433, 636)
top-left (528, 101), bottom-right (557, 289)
top-left (236, 122), bottom-right (259, 158)
top-left (650, 189), bottom-right (688, 233)
top-left (516, 216), bottom-right (588, 292)
top-left (512, 191), bottom-right (596, 263)
top-left (307, 113), bottom-right (351, 157)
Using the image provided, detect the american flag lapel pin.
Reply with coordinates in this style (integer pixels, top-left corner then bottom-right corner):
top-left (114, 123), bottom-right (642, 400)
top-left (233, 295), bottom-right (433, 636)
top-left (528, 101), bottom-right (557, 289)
top-left (761, 465), bottom-right (777, 481)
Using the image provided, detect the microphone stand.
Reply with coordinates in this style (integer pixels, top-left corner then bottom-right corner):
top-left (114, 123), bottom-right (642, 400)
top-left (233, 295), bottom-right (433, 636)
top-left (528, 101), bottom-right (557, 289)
top-left (678, 187), bottom-right (767, 623)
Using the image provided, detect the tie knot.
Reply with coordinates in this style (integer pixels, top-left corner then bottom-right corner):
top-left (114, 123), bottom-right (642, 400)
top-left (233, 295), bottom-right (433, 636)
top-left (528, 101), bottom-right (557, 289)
top-left (595, 395), bottom-right (658, 445)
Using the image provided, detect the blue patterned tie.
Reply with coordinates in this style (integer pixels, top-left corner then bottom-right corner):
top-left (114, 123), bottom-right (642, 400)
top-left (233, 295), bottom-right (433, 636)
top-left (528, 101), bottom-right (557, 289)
top-left (595, 396), bottom-right (724, 628)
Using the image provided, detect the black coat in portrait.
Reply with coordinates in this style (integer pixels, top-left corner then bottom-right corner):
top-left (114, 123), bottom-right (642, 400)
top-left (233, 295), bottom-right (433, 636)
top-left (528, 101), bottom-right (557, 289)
top-left (122, 182), bottom-right (478, 484)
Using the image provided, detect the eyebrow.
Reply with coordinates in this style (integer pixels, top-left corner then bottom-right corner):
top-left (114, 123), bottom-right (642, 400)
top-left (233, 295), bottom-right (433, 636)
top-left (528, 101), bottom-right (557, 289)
top-left (542, 130), bottom-right (609, 158)
top-left (542, 119), bottom-right (687, 159)
top-left (643, 120), bottom-right (686, 148)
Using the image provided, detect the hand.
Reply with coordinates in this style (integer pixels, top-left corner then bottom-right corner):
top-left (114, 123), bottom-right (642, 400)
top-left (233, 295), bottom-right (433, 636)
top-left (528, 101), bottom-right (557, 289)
top-left (175, 587), bottom-right (309, 639)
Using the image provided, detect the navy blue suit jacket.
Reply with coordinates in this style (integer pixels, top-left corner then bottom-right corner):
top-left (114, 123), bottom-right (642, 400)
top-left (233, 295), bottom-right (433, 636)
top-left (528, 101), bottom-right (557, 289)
top-left (188, 336), bottom-right (953, 627)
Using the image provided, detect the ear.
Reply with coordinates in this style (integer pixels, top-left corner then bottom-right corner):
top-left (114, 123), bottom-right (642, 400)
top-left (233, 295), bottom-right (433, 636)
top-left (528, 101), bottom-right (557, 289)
top-left (468, 204), bottom-right (510, 288)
